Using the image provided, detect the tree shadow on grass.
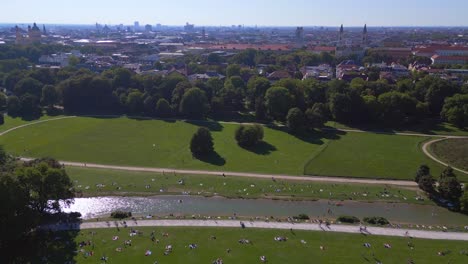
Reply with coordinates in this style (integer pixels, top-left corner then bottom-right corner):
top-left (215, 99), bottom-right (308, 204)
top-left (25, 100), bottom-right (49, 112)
top-left (242, 141), bottom-right (277, 155)
top-left (196, 151), bottom-right (226, 166)
top-left (266, 124), bottom-right (344, 145)
top-left (185, 120), bottom-right (224, 132)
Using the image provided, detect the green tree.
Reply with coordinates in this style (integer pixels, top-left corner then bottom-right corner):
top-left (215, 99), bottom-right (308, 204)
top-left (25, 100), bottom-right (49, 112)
top-left (255, 97), bottom-right (267, 120)
top-left (6, 96), bottom-right (21, 117)
top-left (438, 167), bottom-right (462, 203)
top-left (247, 76), bottom-right (271, 109)
top-left (14, 77), bottom-right (43, 97)
top-left (19, 94), bottom-right (41, 118)
top-left (206, 77), bottom-right (224, 97)
top-left (179, 88), bottom-right (210, 119)
top-left (235, 124), bottom-right (264, 148)
top-left (155, 98), bottom-right (172, 117)
top-left (210, 96), bottom-right (225, 118)
top-left (415, 165), bottom-right (430, 183)
top-left (112, 68), bottom-right (133, 88)
top-left (16, 161), bottom-right (74, 214)
top-left (460, 185), bottom-right (468, 213)
top-left (418, 174), bottom-right (435, 194)
top-left (377, 91), bottom-right (417, 125)
top-left (226, 64), bottom-right (241, 78)
top-left (306, 103), bottom-right (328, 128)
top-left (68, 55), bottom-right (80, 67)
top-left (126, 90), bottom-right (144, 114)
top-left (40, 85), bottom-right (58, 107)
top-left (190, 127), bottom-right (214, 157)
top-left (265, 86), bottom-right (292, 121)
top-left (0, 92), bottom-right (7, 111)
top-left (143, 96), bottom-right (156, 116)
top-left (441, 94), bottom-right (468, 128)
top-left (287, 107), bottom-right (306, 133)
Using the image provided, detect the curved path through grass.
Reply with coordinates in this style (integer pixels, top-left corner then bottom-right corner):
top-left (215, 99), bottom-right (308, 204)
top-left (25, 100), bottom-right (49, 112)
top-left (2, 115), bottom-right (466, 184)
top-left (422, 138), bottom-right (468, 175)
top-left (51, 219), bottom-right (468, 241)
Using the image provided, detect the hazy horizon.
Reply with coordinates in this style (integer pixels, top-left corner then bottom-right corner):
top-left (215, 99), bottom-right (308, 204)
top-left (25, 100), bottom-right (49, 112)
top-left (1, 0), bottom-right (467, 27)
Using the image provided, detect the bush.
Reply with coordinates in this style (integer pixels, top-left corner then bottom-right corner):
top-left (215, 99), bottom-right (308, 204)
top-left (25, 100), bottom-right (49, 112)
top-left (111, 211), bottom-right (132, 219)
top-left (337, 215), bottom-right (360, 224)
top-left (293, 213), bottom-right (310, 220)
top-left (363, 216), bottom-right (389, 226)
top-left (0, 114), bottom-right (4, 125)
top-left (235, 124), bottom-right (264, 147)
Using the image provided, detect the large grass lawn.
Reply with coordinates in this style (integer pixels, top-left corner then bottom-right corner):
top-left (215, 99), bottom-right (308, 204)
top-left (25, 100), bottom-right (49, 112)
top-left (303, 132), bottom-right (463, 181)
top-left (1, 116), bottom-right (465, 180)
top-left (430, 138), bottom-right (468, 171)
top-left (67, 167), bottom-right (429, 204)
top-left (0, 116), bottom-right (324, 175)
top-left (67, 227), bottom-right (468, 264)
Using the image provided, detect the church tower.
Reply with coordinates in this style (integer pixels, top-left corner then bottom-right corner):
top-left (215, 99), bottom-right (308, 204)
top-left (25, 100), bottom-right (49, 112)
top-left (15, 26), bottom-right (24, 45)
top-left (28, 23), bottom-right (42, 43)
top-left (338, 24), bottom-right (344, 46)
top-left (362, 24), bottom-right (368, 46)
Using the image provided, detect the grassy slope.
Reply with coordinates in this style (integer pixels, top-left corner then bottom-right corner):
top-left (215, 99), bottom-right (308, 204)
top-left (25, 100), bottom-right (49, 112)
top-left (67, 166), bottom-right (429, 204)
top-left (304, 132), bottom-right (457, 180)
top-left (430, 138), bottom-right (468, 171)
top-left (72, 227), bottom-right (468, 264)
top-left (0, 115), bottom-right (62, 133)
top-left (1, 116), bottom-right (465, 180)
top-left (325, 120), bottom-right (468, 136)
top-left (0, 117), bottom-right (324, 175)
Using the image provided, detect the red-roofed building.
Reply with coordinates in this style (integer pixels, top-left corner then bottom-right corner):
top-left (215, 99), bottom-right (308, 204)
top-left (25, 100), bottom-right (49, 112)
top-left (371, 47), bottom-right (412, 60)
top-left (431, 55), bottom-right (468, 65)
top-left (413, 45), bottom-right (468, 58)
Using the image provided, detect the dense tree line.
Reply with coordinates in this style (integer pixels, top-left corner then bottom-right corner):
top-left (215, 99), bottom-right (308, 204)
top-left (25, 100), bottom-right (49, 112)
top-left (1, 54), bottom-right (468, 128)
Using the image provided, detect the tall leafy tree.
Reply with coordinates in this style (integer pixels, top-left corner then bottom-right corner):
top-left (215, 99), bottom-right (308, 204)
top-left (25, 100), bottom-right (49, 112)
top-left (438, 167), bottom-right (462, 203)
top-left (441, 94), bottom-right (468, 128)
top-left (190, 127), bottom-right (214, 157)
top-left (179, 88), bottom-right (210, 119)
top-left (265, 86), bottom-right (292, 121)
top-left (287, 107), bottom-right (306, 133)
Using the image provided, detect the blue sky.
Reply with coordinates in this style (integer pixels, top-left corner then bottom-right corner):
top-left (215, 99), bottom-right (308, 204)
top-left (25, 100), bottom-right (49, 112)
top-left (2, 0), bottom-right (467, 26)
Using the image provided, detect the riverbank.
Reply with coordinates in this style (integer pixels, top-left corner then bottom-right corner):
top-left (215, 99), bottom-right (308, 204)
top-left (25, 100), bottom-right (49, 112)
top-left (62, 196), bottom-right (468, 226)
top-left (68, 166), bottom-right (428, 204)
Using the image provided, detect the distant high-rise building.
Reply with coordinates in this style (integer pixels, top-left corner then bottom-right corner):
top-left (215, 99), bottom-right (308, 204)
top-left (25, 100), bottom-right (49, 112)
top-left (201, 27), bottom-right (206, 39)
top-left (42, 24), bottom-right (47, 35)
top-left (295, 27), bottom-right (304, 41)
top-left (145, 24), bottom-right (153, 32)
top-left (134, 21), bottom-right (140, 31)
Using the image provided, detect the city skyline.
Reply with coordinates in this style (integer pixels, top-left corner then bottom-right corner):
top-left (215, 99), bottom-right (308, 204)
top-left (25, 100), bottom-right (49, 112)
top-left (1, 0), bottom-right (468, 27)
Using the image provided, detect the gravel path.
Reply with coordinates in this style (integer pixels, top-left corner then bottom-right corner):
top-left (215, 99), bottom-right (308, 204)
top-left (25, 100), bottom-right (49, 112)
top-left (422, 138), bottom-right (468, 175)
top-left (50, 219), bottom-right (468, 241)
